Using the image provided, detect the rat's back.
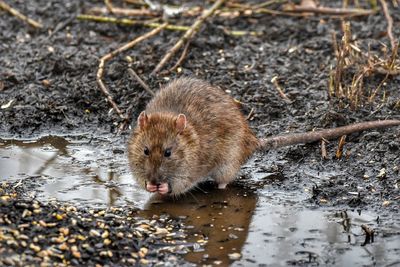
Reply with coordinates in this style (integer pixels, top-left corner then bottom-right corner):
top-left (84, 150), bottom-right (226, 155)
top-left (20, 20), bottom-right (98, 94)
top-left (146, 77), bottom-right (259, 164)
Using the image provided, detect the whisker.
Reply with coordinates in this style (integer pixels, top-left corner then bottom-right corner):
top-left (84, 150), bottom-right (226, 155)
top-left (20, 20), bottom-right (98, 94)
top-left (193, 184), bottom-right (208, 194)
top-left (187, 190), bottom-right (200, 204)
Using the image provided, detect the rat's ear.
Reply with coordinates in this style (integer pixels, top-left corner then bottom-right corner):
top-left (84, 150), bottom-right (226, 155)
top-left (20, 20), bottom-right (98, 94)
top-left (137, 111), bottom-right (148, 130)
top-left (175, 114), bottom-right (187, 133)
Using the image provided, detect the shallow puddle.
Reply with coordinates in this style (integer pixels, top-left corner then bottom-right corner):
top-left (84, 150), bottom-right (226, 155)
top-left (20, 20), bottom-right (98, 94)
top-left (1, 136), bottom-right (399, 266)
top-left (0, 135), bottom-right (149, 207)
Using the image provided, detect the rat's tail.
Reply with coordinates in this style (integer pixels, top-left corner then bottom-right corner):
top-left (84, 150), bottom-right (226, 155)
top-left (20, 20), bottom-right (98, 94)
top-left (259, 119), bottom-right (400, 150)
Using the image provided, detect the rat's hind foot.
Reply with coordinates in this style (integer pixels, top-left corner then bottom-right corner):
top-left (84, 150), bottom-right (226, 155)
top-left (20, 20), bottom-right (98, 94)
top-left (218, 183), bottom-right (228, 189)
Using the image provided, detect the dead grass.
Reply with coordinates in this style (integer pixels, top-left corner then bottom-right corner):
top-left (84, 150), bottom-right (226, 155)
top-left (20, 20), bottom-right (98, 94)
top-left (329, 21), bottom-right (400, 109)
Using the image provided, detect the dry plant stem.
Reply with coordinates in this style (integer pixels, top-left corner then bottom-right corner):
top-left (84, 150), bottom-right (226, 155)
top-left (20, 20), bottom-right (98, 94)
top-left (124, 0), bottom-right (146, 5)
top-left (127, 68), bottom-right (155, 96)
top-left (335, 135), bottom-right (346, 159)
top-left (254, 0), bottom-right (288, 9)
top-left (271, 76), bottom-right (292, 102)
top-left (361, 224), bottom-right (374, 241)
top-left (77, 15), bottom-right (257, 36)
top-left (168, 39), bottom-right (192, 73)
top-left (283, 4), bottom-right (374, 16)
top-left (152, 0), bottom-right (226, 75)
top-left (0, 1), bottom-right (43, 28)
top-left (321, 139), bottom-right (328, 159)
top-left (246, 108), bottom-right (255, 121)
top-left (97, 23), bottom-right (167, 120)
top-left (255, 7), bottom-right (304, 16)
top-left (104, 0), bottom-right (113, 13)
top-left (379, 0), bottom-right (397, 49)
top-left (369, 44), bottom-right (399, 102)
top-left (89, 6), bottom-right (158, 16)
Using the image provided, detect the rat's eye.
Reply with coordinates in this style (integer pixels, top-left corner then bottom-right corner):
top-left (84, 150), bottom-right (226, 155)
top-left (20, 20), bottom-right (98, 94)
top-left (144, 147), bottom-right (150, 156)
top-left (164, 148), bottom-right (172, 158)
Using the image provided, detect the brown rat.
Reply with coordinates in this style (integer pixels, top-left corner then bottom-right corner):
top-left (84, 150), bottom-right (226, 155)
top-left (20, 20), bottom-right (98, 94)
top-left (128, 77), bottom-right (400, 196)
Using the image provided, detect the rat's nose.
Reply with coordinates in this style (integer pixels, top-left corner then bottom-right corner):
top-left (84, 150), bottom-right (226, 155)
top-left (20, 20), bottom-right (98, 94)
top-left (149, 174), bottom-right (164, 185)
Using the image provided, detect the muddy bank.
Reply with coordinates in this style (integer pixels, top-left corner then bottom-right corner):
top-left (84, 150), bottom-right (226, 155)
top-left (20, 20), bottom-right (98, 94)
top-left (1, 135), bottom-right (400, 266)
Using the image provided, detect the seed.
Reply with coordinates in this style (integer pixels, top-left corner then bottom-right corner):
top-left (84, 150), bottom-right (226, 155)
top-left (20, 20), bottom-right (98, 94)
top-left (37, 250), bottom-right (48, 258)
top-left (22, 209), bottom-right (32, 218)
top-left (76, 235), bottom-right (86, 241)
top-left (59, 243), bottom-right (68, 251)
top-left (139, 247), bottom-right (148, 258)
top-left (19, 234), bottom-right (29, 240)
top-left (140, 259), bottom-right (149, 265)
top-left (72, 250), bottom-right (81, 258)
top-left (116, 232), bottom-right (124, 238)
top-left (101, 230), bottom-right (109, 239)
top-left (228, 252), bottom-right (242, 260)
top-left (33, 209), bottom-right (42, 214)
top-left (71, 245), bottom-right (81, 258)
top-left (59, 227), bottom-right (69, 236)
top-left (29, 243), bottom-right (41, 253)
top-left (97, 210), bottom-right (105, 216)
top-left (89, 229), bottom-right (100, 237)
top-left (1, 195), bottom-right (10, 201)
top-left (155, 227), bottom-right (169, 235)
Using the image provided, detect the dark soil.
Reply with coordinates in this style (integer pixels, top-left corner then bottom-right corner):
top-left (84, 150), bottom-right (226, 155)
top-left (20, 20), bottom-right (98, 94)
top-left (1, 0), bottom-right (400, 266)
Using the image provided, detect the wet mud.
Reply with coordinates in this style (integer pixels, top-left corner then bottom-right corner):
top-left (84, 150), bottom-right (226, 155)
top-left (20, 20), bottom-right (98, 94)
top-left (1, 0), bottom-right (400, 266)
top-left (1, 135), bottom-right (399, 266)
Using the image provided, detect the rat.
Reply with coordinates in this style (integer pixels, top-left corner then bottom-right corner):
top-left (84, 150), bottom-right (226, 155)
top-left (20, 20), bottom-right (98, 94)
top-left (127, 77), bottom-right (400, 196)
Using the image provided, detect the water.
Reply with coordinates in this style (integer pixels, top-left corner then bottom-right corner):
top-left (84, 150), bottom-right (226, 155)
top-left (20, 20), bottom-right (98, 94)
top-left (0, 135), bottom-right (149, 207)
top-left (1, 136), bottom-right (399, 266)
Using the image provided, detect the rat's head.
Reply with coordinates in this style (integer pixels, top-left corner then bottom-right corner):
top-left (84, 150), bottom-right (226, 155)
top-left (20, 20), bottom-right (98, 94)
top-left (128, 111), bottom-right (199, 196)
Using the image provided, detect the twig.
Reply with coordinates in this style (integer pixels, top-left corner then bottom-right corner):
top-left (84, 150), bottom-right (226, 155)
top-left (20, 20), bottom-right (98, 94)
top-left (361, 224), bottom-right (374, 246)
top-left (151, 0), bottom-right (226, 75)
top-left (124, 0), bottom-right (147, 5)
top-left (127, 68), bottom-right (155, 96)
top-left (246, 108), bottom-right (255, 121)
top-left (104, 0), bottom-right (113, 13)
top-left (48, 15), bottom-right (76, 39)
top-left (271, 76), bottom-right (292, 103)
top-left (77, 14), bottom-right (259, 36)
top-left (283, 3), bottom-right (375, 16)
top-left (0, 0), bottom-right (43, 28)
top-left (379, 0), bottom-right (397, 50)
top-left (89, 6), bottom-right (158, 16)
top-left (369, 44), bottom-right (398, 102)
top-left (253, 0), bottom-right (288, 9)
top-left (97, 22), bottom-right (167, 121)
top-left (254, 7), bottom-right (305, 16)
top-left (168, 38), bottom-right (192, 73)
top-left (335, 135), bottom-right (346, 159)
top-left (321, 139), bottom-right (328, 159)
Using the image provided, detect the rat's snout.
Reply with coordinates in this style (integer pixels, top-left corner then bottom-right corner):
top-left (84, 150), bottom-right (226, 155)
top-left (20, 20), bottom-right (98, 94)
top-left (148, 172), bottom-right (165, 185)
